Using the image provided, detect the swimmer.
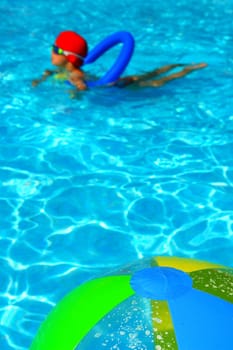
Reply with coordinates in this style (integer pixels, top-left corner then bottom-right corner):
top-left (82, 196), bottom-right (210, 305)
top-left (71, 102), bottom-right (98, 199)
top-left (32, 30), bottom-right (207, 90)
top-left (32, 31), bottom-right (88, 90)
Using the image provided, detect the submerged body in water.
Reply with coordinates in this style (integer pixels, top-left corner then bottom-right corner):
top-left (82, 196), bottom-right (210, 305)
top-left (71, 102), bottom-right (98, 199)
top-left (32, 30), bottom-right (207, 91)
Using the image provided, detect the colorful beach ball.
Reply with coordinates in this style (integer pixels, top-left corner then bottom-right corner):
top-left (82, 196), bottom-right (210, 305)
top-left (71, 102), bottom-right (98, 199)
top-left (30, 256), bottom-right (233, 350)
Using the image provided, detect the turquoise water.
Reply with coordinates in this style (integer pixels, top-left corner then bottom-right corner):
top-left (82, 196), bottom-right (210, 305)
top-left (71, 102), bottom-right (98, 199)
top-left (0, 0), bottom-right (233, 348)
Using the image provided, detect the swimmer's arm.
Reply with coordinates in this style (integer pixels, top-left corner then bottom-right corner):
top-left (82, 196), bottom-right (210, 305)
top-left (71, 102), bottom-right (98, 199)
top-left (69, 71), bottom-right (88, 91)
top-left (32, 69), bottom-right (56, 87)
top-left (72, 78), bottom-right (88, 91)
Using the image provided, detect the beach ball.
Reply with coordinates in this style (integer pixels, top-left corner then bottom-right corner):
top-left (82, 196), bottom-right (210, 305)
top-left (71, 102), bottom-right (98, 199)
top-left (30, 256), bottom-right (233, 350)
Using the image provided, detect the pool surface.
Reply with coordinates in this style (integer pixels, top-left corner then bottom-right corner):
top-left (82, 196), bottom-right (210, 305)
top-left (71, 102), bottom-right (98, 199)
top-left (0, 0), bottom-right (233, 348)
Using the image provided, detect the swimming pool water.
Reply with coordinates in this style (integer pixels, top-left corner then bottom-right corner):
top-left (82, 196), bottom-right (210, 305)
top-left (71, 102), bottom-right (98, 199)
top-left (0, 0), bottom-right (233, 348)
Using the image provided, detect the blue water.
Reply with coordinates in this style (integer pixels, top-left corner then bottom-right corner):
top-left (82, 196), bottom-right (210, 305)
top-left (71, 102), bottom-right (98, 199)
top-left (0, 0), bottom-right (233, 348)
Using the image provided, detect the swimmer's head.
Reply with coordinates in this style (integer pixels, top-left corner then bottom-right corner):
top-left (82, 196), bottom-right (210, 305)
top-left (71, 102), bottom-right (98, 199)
top-left (53, 31), bottom-right (88, 68)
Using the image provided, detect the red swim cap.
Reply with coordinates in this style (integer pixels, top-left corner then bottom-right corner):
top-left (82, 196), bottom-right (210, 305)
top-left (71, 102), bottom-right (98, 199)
top-left (55, 31), bottom-right (88, 67)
